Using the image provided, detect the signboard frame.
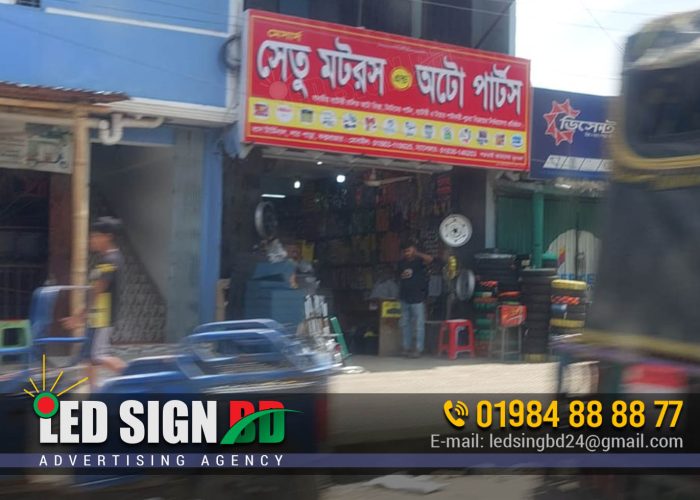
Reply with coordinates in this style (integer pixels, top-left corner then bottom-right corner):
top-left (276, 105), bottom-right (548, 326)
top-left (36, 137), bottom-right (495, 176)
top-left (240, 9), bottom-right (531, 171)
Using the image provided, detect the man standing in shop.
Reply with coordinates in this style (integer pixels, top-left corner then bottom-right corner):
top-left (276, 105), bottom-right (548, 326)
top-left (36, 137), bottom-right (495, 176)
top-left (62, 217), bottom-right (126, 391)
top-left (398, 240), bottom-right (433, 358)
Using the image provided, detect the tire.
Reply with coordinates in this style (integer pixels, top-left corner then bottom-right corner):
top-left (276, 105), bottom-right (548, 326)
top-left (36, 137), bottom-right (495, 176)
top-left (473, 296), bottom-right (498, 304)
top-left (527, 313), bottom-right (550, 323)
top-left (551, 304), bottom-right (587, 315)
top-left (524, 303), bottom-right (550, 314)
top-left (550, 327), bottom-right (583, 336)
top-left (526, 320), bottom-right (550, 330)
top-left (552, 279), bottom-right (587, 292)
top-left (550, 318), bottom-right (585, 328)
top-left (524, 338), bottom-right (549, 350)
top-left (551, 295), bottom-right (584, 305)
top-left (521, 279), bottom-right (556, 287)
top-left (522, 285), bottom-right (552, 295)
top-left (478, 280), bottom-right (498, 288)
top-left (550, 312), bottom-right (587, 321)
top-left (475, 260), bottom-right (515, 268)
top-left (520, 268), bottom-right (558, 277)
top-left (474, 263), bottom-right (516, 273)
top-left (522, 294), bottom-right (551, 305)
top-left (476, 271), bottom-right (518, 280)
top-left (475, 253), bottom-right (515, 261)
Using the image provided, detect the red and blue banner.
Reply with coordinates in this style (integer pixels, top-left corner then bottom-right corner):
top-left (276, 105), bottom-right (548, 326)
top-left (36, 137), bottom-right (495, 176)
top-left (530, 88), bottom-right (614, 180)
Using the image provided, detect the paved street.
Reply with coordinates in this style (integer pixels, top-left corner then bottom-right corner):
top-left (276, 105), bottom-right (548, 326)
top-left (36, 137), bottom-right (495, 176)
top-left (107, 347), bottom-right (583, 395)
top-left (330, 355), bottom-right (561, 393)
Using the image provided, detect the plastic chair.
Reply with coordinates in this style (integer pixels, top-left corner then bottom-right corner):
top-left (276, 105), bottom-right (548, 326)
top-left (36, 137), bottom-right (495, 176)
top-left (437, 319), bottom-right (475, 360)
top-left (0, 320), bottom-right (32, 363)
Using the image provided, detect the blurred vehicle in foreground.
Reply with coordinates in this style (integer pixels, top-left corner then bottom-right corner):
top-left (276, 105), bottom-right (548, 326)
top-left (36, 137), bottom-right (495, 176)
top-left (554, 8), bottom-right (700, 499)
top-left (0, 286), bottom-right (337, 499)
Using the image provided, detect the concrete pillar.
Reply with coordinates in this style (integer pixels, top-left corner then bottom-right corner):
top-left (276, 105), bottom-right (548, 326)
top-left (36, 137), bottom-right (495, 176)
top-left (166, 128), bottom-right (204, 341)
top-left (532, 191), bottom-right (544, 268)
top-left (198, 130), bottom-right (223, 325)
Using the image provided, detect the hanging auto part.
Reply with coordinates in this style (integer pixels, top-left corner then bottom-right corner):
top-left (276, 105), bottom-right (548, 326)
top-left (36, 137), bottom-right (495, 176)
top-left (455, 269), bottom-right (476, 302)
top-left (439, 214), bottom-right (472, 248)
top-left (255, 201), bottom-right (278, 241)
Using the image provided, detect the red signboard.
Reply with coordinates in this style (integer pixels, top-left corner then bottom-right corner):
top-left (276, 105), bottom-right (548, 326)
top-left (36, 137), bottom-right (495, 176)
top-left (241, 10), bottom-right (531, 171)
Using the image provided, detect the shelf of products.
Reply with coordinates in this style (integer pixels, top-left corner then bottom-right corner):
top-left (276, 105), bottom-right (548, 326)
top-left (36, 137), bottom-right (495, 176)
top-left (289, 173), bottom-right (454, 342)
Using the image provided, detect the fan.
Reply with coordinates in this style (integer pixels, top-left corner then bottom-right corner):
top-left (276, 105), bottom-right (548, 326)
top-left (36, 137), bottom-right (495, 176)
top-left (363, 169), bottom-right (413, 187)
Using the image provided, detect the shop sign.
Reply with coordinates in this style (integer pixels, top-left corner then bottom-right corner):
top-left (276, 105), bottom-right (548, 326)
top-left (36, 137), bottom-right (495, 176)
top-left (0, 123), bottom-right (73, 175)
top-left (547, 229), bottom-right (600, 285)
top-left (240, 10), bottom-right (530, 171)
top-left (530, 88), bottom-right (613, 180)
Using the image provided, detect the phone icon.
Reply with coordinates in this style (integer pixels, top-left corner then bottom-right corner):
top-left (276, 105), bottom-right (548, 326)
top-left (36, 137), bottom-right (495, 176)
top-left (443, 400), bottom-right (468, 428)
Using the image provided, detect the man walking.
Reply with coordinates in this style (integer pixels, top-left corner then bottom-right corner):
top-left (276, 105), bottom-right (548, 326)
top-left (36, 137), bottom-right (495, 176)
top-left (62, 217), bottom-right (126, 391)
top-left (398, 240), bottom-right (433, 358)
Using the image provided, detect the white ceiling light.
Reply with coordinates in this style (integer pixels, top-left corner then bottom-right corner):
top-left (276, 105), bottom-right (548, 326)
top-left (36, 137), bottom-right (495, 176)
top-left (336, 174), bottom-right (346, 184)
top-left (293, 180), bottom-right (302, 190)
top-left (261, 193), bottom-right (286, 199)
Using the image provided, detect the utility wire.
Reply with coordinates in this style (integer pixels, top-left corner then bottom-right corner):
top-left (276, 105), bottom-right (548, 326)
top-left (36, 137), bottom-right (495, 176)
top-left (578, 0), bottom-right (625, 54)
top-left (47, 0), bottom-right (649, 35)
top-left (474, 0), bottom-right (514, 50)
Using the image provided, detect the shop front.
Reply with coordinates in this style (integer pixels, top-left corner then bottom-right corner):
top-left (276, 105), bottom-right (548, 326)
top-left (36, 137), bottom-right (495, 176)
top-left (493, 88), bottom-right (612, 357)
top-left (0, 84), bottom-right (127, 328)
top-left (223, 10), bottom-right (531, 357)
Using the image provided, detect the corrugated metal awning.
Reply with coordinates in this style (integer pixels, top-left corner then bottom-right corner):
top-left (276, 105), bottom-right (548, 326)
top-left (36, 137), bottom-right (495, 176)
top-left (0, 81), bottom-right (128, 104)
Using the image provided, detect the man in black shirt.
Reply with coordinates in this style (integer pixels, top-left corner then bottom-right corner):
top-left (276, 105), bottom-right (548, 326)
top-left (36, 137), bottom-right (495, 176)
top-left (62, 217), bottom-right (126, 391)
top-left (398, 240), bottom-right (433, 358)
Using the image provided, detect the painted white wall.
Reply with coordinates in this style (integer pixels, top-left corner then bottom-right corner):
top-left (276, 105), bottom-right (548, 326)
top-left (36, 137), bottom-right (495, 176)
top-left (91, 144), bottom-right (175, 298)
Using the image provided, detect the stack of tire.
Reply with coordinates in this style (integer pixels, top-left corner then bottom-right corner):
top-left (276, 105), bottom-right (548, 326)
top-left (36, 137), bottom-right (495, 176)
top-left (474, 252), bottom-right (519, 292)
top-left (519, 268), bottom-right (558, 356)
top-left (550, 279), bottom-right (588, 338)
top-left (473, 284), bottom-right (497, 357)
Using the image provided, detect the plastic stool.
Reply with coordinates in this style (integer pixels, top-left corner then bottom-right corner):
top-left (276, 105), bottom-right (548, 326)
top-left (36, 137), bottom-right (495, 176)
top-left (437, 319), bottom-right (475, 360)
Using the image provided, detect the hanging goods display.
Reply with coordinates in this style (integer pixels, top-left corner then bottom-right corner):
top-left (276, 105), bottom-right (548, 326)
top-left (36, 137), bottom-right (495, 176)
top-left (255, 201), bottom-right (279, 241)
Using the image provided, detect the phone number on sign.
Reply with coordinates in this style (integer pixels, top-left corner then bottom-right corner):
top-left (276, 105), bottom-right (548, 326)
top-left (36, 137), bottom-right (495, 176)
top-left (445, 400), bottom-right (684, 430)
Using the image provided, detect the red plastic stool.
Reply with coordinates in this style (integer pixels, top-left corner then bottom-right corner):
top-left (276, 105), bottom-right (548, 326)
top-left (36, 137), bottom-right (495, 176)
top-left (437, 319), bottom-right (475, 360)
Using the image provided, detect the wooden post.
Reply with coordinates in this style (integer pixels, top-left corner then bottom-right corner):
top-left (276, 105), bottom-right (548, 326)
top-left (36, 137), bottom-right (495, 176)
top-left (71, 110), bottom-right (90, 318)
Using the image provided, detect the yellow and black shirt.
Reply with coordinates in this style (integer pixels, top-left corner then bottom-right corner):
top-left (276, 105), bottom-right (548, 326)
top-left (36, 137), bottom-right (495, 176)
top-left (88, 249), bottom-right (123, 329)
